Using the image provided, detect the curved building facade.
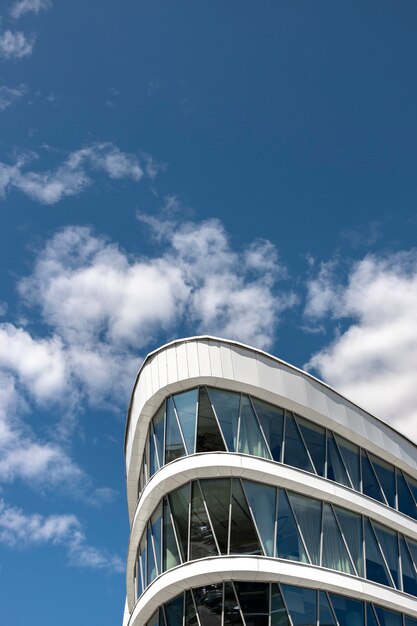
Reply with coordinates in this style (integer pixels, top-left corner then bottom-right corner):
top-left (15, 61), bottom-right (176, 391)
top-left (122, 337), bottom-right (417, 626)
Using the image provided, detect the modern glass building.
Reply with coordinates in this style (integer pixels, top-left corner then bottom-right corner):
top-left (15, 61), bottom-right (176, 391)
top-left (122, 337), bottom-right (417, 626)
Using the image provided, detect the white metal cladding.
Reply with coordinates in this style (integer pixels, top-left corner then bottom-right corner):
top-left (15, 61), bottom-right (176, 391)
top-left (127, 557), bottom-right (417, 626)
top-left (125, 336), bottom-right (417, 521)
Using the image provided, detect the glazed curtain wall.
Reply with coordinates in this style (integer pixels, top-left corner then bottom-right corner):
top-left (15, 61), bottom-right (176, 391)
top-left (135, 478), bottom-right (417, 601)
top-left (138, 387), bottom-right (417, 522)
top-left (145, 582), bottom-right (417, 626)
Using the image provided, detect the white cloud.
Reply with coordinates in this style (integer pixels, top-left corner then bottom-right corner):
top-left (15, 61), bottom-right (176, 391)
top-left (0, 30), bottom-right (35, 59)
top-left (0, 499), bottom-right (123, 572)
top-left (0, 142), bottom-right (149, 205)
top-left (305, 251), bottom-right (417, 442)
top-left (10, 0), bottom-right (51, 19)
top-left (0, 84), bottom-right (26, 111)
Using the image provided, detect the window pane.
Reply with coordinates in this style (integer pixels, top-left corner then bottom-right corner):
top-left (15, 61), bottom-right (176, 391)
top-left (238, 395), bottom-right (271, 459)
top-left (207, 388), bottom-right (240, 452)
top-left (406, 474), bottom-right (417, 506)
top-left (196, 387), bottom-right (226, 453)
top-left (185, 591), bottom-right (199, 626)
top-left (139, 534), bottom-right (146, 592)
top-left (334, 506), bottom-right (364, 577)
top-left (165, 397), bottom-right (186, 463)
top-left (297, 416), bottom-right (325, 476)
top-left (242, 479), bottom-right (276, 557)
top-left (373, 522), bottom-right (399, 588)
top-left (136, 560), bottom-right (142, 599)
top-left (151, 503), bottom-right (163, 575)
top-left (200, 478), bottom-right (230, 554)
top-left (322, 503), bottom-right (354, 575)
top-left (400, 536), bottom-right (417, 596)
top-left (190, 481), bottom-right (218, 560)
top-left (327, 433), bottom-right (351, 488)
top-left (230, 478), bottom-right (262, 555)
top-left (234, 582), bottom-right (269, 614)
top-left (405, 538), bottom-right (417, 574)
top-left (369, 454), bottom-right (396, 509)
top-left (362, 451), bottom-right (385, 504)
top-left (194, 584), bottom-right (223, 626)
top-left (164, 595), bottom-right (184, 626)
top-left (366, 605), bottom-right (379, 626)
top-left (276, 489), bottom-right (308, 563)
top-left (329, 594), bottom-right (364, 626)
top-left (150, 424), bottom-right (159, 477)
top-left (169, 483), bottom-right (190, 561)
top-left (405, 617), bottom-right (417, 626)
top-left (223, 582), bottom-right (244, 626)
top-left (335, 435), bottom-right (360, 491)
top-left (397, 470), bottom-right (417, 520)
top-left (173, 389), bottom-right (198, 455)
top-left (281, 585), bottom-right (316, 626)
top-left (319, 592), bottom-right (337, 626)
top-left (163, 498), bottom-right (180, 571)
top-left (364, 519), bottom-right (392, 587)
top-left (252, 398), bottom-right (284, 462)
top-left (153, 405), bottom-right (165, 468)
top-left (374, 606), bottom-right (402, 626)
top-left (284, 413), bottom-right (314, 473)
top-left (288, 492), bottom-right (321, 565)
top-left (271, 585), bottom-right (290, 626)
top-left (147, 523), bottom-right (157, 584)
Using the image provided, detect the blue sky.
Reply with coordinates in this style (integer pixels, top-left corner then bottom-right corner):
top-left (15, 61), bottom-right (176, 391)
top-left (1, 1), bottom-right (417, 624)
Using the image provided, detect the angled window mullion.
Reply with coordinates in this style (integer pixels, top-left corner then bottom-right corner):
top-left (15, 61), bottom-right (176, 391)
top-left (403, 534), bottom-right (417, 579)
top-left (281, 411), bottom-right (287, 464)
top-left (330, 502), bottom-right (359, 576)
top-left (278, 583), bottom-right (295, 626)
top-left (206, 386), bottom-right (230, 452)
top-left (324, 590), bottom-right (341, 626)
top-left (294, 413), bottom-right (319, 475)
top-left (368, 518), bottom-right (396, 587)
top-left (162, 398), bottom-right (167, 466)
top-left (274, 486), bottom-right (279, 558)
top-left (319, 495), bottom-right (324, 567)
top-left (324, 429), bottom-right (328, 480)
top-left (248, 394), bottom-right (274, 460)
top-left (150, 421), bottom-right (161, 472)
top-left (394, 467), bottom-right (399, 511)
top-left (190, 589), bottom-right (202, 626)
top-left (236, 394), bottom-right (242, 453)
top-left (398, 531), bottom-right (404, 591)
top-left (333, 433), bottom-right (355, 490)
top-left (230, 582), bottom-right (248, 626)
top-left (363, 515), bottom-right (367, 579)
top-left (227, 477), bottom-right (233, 554)
top-left (149, 521), bottom-right (159, 576)
top-left (166, 495), bottom-right (183, 564)
top-left (198, 479), bottom-right (221, 555)
top-left (403, 470), bottom-right (417, 507)
top-left (285, 489), bottom-right (313, 564)
top-left (359, 446), bottom-right (363, 494)
top-left (368, 603), bottom-right (382, 626)
top-left (367, 452), bottom-right (389, 506)
top-left (186, 485), bottom-right (192, 562)
top-left (193, 388), bottom-right (200, 455)
top-left (173, 403), bottom-right (188, 454)
top-left (239, 478), bottom-right (268, 556)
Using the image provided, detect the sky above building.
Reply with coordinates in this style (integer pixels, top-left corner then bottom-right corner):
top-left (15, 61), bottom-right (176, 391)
top-left (1, 1), bottom-right (417, 624)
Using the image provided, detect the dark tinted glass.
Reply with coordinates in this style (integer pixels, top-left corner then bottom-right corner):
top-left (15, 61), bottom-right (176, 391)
top-left (335, 435), bottom-right (360, 491)
top-left (397, 470), bottom-right (417, 520)
top-left (276, 489), bottom-right (308, 563)
top-left (288, 492), bottom-right (321, 565)
top-left (207, 388), bottom-right (240, 452)
top-left (252, 398), bottom-right (284, 462)
top-left (405, 618), bottom-right (417, 626)
top-left (230, 478), bottom-right (262, 555)
top-left (242, 479), bottom-right (276, 556)
top-left (364, 519), bottom-right (391, 587)
top-left (165, 397), bottom-right (186, 463)
top-left (369, 454), bottom-right (396, 508)
top-left (400, 536), bottom-right (417, 596)
top-left (297, 416), bottom-right (325, 476)
top-left (366, 605), bottom-right (379, 626)
top-left (223, 582), bottom-right (244, 626)
top-left (173, 389), bottom-right (198, 455)
top-left (373, 522), bottom-right (399, 587)
top-left (405, 538), bottom-right (417, 573)
top-left (185, 591), bottom-right (199, 626)
top-left (322, 502), bottom-right (354, 575)
top-left (374, 606), bottom-right (403, 626)
top-left (284, 413), bottom-right (314, 473)
top-left (319, 592), bottom-right (337, 626)
top-left (327, 433), bottom-right (351, 488)
top-left (334, 506), bottom-right (364, 577)
top-left (238, 395), bottom-right (270, 459)
top-left (169, 483), bottom-right (190, 560)
top-left (194, 584), bottom-right (223, 626)
top-left (196, 387), bottom-right (226, 453)
top-left (362, 451), bottom-right (385, 504)
top-left (329, 594), bottom-right (364, 626)
top-left (153, 404), bottom-right (165, 467)
top-left (190, 481), bottom-right (218, 560)
top-left (200, 478), bottom-right (230, 554)
top-left (234, 582), bottom-right (269, 614)
top-left (406, 474), bottom-right (417, 506)
top-left (147, 524), bottom-right (157, 584)
top-left (164, 595), bottom-right (184, 626)
top-left (163, 498), bottom-right (180, 570)
top-left (151, 504), bottom-right (162, 575)
top-left (150, 423), bottom-right (159, 476)
top-left (271, 585), bottom-right (290, 626)
top-left (281, 585), bottom-right (316, 626)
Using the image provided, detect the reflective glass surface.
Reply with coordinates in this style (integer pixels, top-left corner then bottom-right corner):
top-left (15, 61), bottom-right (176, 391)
top-left (200, 478), bottom-right (230, 554)
top-left (397, 470), bottom-right (417, 520)
top-left (298, 416), bottom-right (326, 476)
top-left (400, 536), bottom-right (417, 596)
top-left (374, 606), bottom-right (403, 626)
top-left (173, 389), bottom-right (198, 455)
top-left (319, 592), bottom-right (337, 626)
top-left (364, 519), bottom-right (391, 587)
top-left (327, 433), bottom-right (351, 488)
top-left (322, 502), bottom-right (354, 575)
top-left (243, 479), bottom-right (276, 556)
top-left (370, 454), bottom-right (396, 509)
top-left (165, 397), bottom-right (186, 464)
top-left (252, 398), bottom-right (284, 462)
top-left (238, 396), bottom-right (270, 459)
top-left (276, 489), bottom-right (308, 563)
top-left (284, 413), bottom-right (314, 473)
top-left (336, 435), bottom-right (360, 491)
top-left (196, 387), bottom-right (226, 453)
top-left (190, 481), bottom-right (218, 560)
top-left (281, 585), bottom-right (316, 626)
top-left (362, 451), bottom-right (386, 504)
top-left (207, 388), bottom-right (240, 452)
top-left (288, 492), bottom-right (321, 565)
top-left (334, 506), bottom-right (364, 577)
top-left (229, 478), bottom-right (262, 555)
top-left (329, 594), bottom-right (364, 626)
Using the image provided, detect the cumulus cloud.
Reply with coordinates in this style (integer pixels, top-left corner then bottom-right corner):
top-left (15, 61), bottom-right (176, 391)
top-left (305, 251), bottom-right (417, 442)
top-left (0, 30), bottom-right (35, 59)
top-left (0, 84), bottom-right (26, 111)
top-left (0, 142), bottom-right (150, 205)
top-left (0, 499), bottom-right (123, 572)
top-left (10, 0), bottom-right (51, 19)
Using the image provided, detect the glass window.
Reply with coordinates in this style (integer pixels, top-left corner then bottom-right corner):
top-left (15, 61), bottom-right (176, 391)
top-left (406, 474), bottom-right (417, 506)
top-left (405, 618), bottom-right (417, 626)
top-left (400, 536), bottom-right (417, 596)
top-left (147, 523), bottom-right (157, 584)
top-left (373, 522), bottom-right (399, 588)
top-left (139, 534), bottom-right (146, 593)
top-left (334, 506), bottom-right (364, 577)
top-left (369, 454), bottom-right (396, 509)
top-left (163, 498), bottom-right (181, 571)
top-left (164, 595), bottom-right (184, 626)
top-left (223, 582), bottom-right (244, 626)
top-left (230, 478), bottom-right (262, 555)
top-left (297, 416), bottom-right (326, 476)
top-left (327, 433), bottom-right (351, 488)
top-left (281, 585), bottom-right (316, 626)
top-left (238, 395), bottom-right (271, 459)
top-left (242, 479), bottom-right (276, 557)
top-left (374, 606), bottom-right (403, 626)
top-left (288, 492), bottom-right (321, 565)
top-left (271, 585), bottom-right (290, 626)
top-left (366, 605), bottom-right (380, 626)
top-left (165, 397), bottom-right (186, 464)
top-left (185, 591), bottom-right (199, 626)
top-left (235, 582), bottom-right (269, 626)
top-left (196, 387), bottom-right (226, 453)
top-left (147, 610), bottom-right (159, 626)
top-left (151, 503), bottom-right (162, 575)
top-left (397, 470), bottom-right (417, 520)
top-left (153, 405), bottom-right (165, 468)
top-left (136, 558), bottom-right (143, 599)
top-left (276, 489), bottom-right (308, 563)
top-left (319, 592), bottom-right (337, 626)
top-left (207, 388), bottom-right (240, 452)
top-left (362, 451), bottom-right (386, 504)
top-left (284, 413), bottom-right (314, 473)
top-left (190, 481), bottom-right (218, 560)
top-left (150, 423), bottom-right (159, 477)
top-left (364, 519), bottom-right (392, 587)
top-left (200, 478), bottom-right (230, 554)
top-left (169, 483), bottom-right (190, 561)
top-left (194, 584), bottom-right (223, 626)
top-left (405, 537), bottom-right (417, 573)
top-left (322, 502), bottom-right (355, 575)
top-left (335, 435), bottom-right (360, 491)
top-left (173, 389), bottom-right (198, 455)
top-left (252, 398), bottom-right (284, 462)
top-left (329, 594), bottom-right (364, 626)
